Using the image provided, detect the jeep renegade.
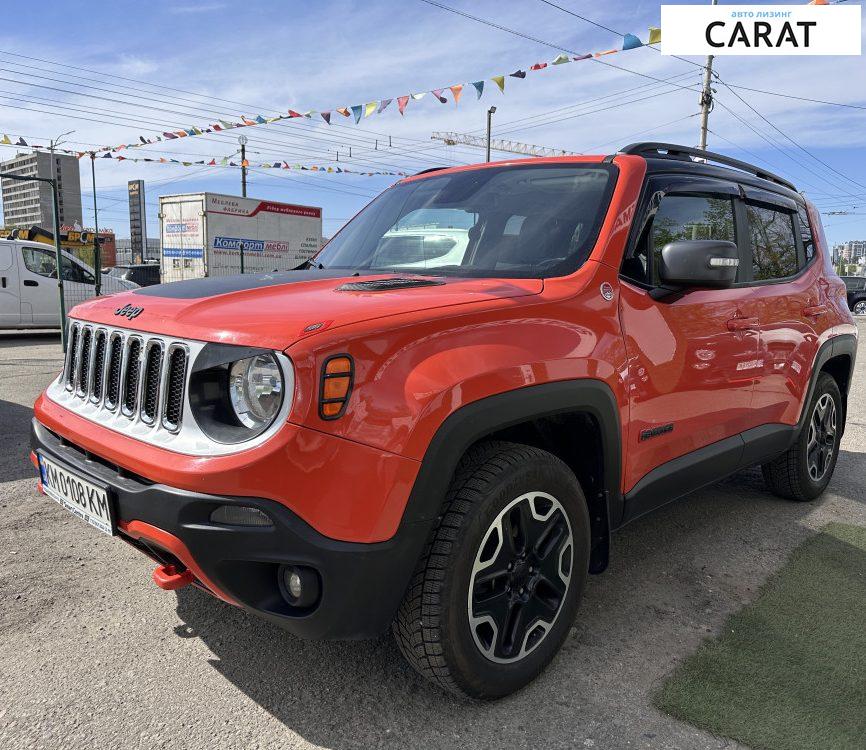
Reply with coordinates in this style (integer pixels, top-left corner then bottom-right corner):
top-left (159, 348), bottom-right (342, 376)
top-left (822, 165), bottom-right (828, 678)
top-left (31, 143), bottom-right (857, 698)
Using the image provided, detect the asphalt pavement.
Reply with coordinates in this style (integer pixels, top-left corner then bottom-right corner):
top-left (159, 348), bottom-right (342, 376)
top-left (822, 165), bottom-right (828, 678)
top-left (1, 324), bottom-right (864, 750)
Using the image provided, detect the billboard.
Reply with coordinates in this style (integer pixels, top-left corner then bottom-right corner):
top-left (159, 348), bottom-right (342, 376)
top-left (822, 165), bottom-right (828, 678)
top-left (127, 180), bottom-right (148, 262)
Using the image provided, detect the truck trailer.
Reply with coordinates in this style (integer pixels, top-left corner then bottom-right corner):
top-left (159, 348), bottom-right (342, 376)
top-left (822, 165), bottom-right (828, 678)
top-left (159, 192), bottom-right (322, 282)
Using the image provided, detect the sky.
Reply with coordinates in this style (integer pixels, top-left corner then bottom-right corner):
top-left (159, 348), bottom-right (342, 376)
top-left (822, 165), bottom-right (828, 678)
top-left (1, 0), bottom-right (864, 248)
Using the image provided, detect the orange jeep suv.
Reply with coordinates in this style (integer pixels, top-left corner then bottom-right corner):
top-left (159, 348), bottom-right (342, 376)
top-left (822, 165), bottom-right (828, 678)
top-left (31, 144), bottom-right (857, 698)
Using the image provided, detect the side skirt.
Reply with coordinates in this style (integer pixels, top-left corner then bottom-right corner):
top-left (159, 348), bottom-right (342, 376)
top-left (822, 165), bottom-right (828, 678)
top-left (620, 423), bottom-right (795, 525)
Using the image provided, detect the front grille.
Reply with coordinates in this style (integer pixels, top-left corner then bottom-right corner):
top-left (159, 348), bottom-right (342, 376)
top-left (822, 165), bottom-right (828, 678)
top-left (62, 321), bottom-right (189, 433)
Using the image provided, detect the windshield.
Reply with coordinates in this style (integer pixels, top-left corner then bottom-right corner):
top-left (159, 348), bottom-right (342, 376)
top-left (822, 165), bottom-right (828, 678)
top-left (315, 163), bottom-right (616, 278)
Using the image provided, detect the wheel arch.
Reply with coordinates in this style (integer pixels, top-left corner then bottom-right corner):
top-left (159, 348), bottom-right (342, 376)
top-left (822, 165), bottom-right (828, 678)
top-left (800, 334), bottom-right (857, 437)
top-left (400, 380), bottom-right (623, 574)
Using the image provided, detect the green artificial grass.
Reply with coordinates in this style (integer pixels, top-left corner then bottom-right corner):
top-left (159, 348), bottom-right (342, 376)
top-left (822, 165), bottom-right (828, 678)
top-left (655, 522), bottom-right (866, 750)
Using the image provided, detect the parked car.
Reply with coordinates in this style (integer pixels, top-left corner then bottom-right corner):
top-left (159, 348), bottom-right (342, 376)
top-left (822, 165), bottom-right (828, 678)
top-left (0, 239), bottom-right (137, 329)
top-left (31, 143), bottom-right (857, 699)
top-left (841, 275), bottom-right (866, 315)
top-left (102, 263), bottom-right (161, 287)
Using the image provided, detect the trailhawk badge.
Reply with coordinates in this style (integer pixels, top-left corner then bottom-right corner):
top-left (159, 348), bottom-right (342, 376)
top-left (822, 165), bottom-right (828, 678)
top-left (114, 303), bottom-right (144, 320)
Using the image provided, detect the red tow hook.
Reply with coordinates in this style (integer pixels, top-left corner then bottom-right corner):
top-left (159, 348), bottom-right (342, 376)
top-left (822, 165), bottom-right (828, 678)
top-left (152, 563), bottom-right (194, 591)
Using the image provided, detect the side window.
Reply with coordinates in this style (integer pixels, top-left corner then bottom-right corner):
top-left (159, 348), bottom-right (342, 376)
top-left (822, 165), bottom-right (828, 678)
top-left (650, 195), bottom-right (737, 284)
top-left (747, 204), bottom-right (798, 281)
top-left (61, 261), bottom-right (95, 285)
top-left (22, 247), bottom-right (58, 278)
top-left (796, 204), bottom-right (815, 263)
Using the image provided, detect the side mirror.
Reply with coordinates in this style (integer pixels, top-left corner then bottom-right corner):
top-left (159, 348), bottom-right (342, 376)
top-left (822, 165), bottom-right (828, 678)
top-left (658, 240), bottom-right (739, 289)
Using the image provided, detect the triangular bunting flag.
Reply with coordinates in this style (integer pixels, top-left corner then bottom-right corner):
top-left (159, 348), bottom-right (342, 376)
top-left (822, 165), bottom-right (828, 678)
top-left (509, 70), bottom-right (526, 79)
top-left (208, 159), bottom-right (216, 166)
top-left (411, 92), bottom-right (426, 100)
top-left (220, 157), bottom-right (229, 166)
top-left (622, 33), bottom-right (642, 50)
top-left (321, 111), bottom-right (331, 124)
top-left (573, 53), bottom-right (592, 61)
top-left (397, 95), bottom-right (410, 114)
top-left (432, 89), bottom-right (447, 103)
top-left (491, 75), bottom-right (505, 93)
top-left (648, 27), bottom-right (661, 45)
top-left (241, 117), bottom-right (256, 125)
top-left (471, 81), bottom-right (484, 98)
top-left (552, 53), bottom-right (570, 65)
top-left (449, 84), bottom-right (463, 104)
top-left (530, 62), bottom-right (547, 71)
top-left (595, 48), bottom-right (619, 57)
top-left (1, 134), bottom-right (10, 145)
top-left (241, 159), bottom-right (249, 167)
top-left (351, 105), bottom-right (363, 123)
top-left (337, 107), bottom-right (350, 117)
top-left (15, 137), bottom-right (27, 146)
top-left (378, 98), bottom-right (392, 113)
top-left (101, 152), bottom-right (112, 158)
top-left (364, 101), bottom-right (377, 117)
top-left (288, 110), bottom-right (303, 118)
top-left (255, 115), bottom-right (267, 124)
top-left (219, 120), bottom-right (235, 129)
top-left (139, 136), bottom-right (148, 144)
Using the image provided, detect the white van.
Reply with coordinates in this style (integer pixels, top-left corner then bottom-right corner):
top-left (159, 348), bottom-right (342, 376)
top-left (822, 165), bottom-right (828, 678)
top-left (0, 239), bottom-right (138, 329)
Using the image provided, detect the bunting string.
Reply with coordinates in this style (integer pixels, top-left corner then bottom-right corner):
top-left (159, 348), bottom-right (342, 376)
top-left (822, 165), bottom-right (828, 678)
top-left (78, 27), bottom-right (662, 157)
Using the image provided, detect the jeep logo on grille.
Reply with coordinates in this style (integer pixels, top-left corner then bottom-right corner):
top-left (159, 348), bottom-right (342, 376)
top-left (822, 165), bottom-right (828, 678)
top-left (114, 304), bottom-right (144, 320)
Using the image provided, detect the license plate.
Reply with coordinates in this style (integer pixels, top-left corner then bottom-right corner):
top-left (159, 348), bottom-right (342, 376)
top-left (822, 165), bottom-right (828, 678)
top-left (38, 453), bottom-right (115, 536)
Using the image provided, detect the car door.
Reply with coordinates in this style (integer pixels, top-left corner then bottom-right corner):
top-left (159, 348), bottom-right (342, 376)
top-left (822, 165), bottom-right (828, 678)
top-left (744, 195), bottom-right (823, 426)
top-left (19, 245), bottom-right (61, 326)
top-left (0, 243), bottom-right (21, 327)
top-left (618, 176), bottom-right (762, 495)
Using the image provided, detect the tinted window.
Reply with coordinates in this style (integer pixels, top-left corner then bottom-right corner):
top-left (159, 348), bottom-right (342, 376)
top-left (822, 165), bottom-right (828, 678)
top-left (314, 165), bottom-right (615, 278)
top-left (650, 195), bottom-right (736, 284)
top-left (843, 277), bottom-right (866, 292)
top-left (747, 204), bottom-right (798, 281)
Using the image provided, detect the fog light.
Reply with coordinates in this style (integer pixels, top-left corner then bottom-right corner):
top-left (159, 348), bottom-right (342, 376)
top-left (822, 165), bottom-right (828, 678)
top-left (209, 505), bottom-right (273, 527)
top-left (279, 564), bottom-right (320, 608)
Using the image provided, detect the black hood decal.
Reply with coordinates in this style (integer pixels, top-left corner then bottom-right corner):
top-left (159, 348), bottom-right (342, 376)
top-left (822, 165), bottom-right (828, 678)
top-left (134, 269), bottom-right (368, 300)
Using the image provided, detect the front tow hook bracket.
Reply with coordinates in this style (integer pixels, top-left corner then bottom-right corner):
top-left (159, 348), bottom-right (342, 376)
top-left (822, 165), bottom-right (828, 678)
top-left (152, 563), bottom-right (194, 591)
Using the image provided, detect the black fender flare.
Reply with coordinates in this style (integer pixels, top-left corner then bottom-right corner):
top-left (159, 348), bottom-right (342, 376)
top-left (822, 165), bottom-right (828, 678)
top-left (399, 380), bottom-right (623, 572)
top-left (797, 333), bottom-right (858, 437)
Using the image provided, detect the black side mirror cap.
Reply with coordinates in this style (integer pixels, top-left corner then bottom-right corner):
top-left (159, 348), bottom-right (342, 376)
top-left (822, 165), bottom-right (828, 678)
top-left (658, 240), bottom-right (739, 289)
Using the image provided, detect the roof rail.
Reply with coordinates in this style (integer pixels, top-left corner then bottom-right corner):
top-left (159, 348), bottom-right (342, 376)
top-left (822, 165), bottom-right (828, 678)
top-left (618, 142), bottom-right (796, 191)
top-left (412, 166), bottom-right (449, 176)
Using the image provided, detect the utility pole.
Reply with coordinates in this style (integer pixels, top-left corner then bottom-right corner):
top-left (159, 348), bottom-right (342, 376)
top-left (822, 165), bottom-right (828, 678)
top-left (698, 0), bottom-right (718, 151)
top-left (238, 134), bottom-right (248, 197)
top-left (486, 106), bottom-right (497, 162)
top-left (90, 153), bottom-right (101, 296)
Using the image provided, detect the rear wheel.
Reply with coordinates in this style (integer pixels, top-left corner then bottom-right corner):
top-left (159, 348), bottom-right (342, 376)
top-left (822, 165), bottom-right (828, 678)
top-left (393, 441), bottom-right (590, 699)
top-left (853, 299), bottom-right (866, 316)
top-left (762, 373), bottom-right (842, 501)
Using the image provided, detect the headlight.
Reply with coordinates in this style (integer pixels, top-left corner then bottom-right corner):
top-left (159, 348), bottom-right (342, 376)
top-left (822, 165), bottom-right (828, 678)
top-left (189, 344), bottom-right (290, 444)
top-left (229, 354), bottom-right (283, 429)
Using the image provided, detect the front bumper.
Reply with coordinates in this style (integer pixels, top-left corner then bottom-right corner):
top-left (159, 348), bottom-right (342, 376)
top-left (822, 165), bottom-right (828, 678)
top-left (31, 419), bottom-right (431, 639)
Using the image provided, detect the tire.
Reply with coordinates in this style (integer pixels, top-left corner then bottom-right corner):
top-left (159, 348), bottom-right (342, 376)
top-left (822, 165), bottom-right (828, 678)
top-left (393, 441), bottom-right (591, 699)
top-left (853, 299), bottom-right (866, 316)
top-left (762, 373), bottom-right (842, 502)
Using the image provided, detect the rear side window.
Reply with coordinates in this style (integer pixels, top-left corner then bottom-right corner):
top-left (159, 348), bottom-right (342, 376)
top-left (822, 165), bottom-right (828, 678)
top-left (796, 204), bottom-right (815, 262)
top-left (747, 204), bottom-right (798, 281)
top-left (650, 195), bottom-right (737, 284)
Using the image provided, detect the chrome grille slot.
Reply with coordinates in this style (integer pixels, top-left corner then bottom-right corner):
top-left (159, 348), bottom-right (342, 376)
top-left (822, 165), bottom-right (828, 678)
top-left (162, 345), bottom-right (188, 432)
top-left (141, 340), bottom-right (164, 424)
top-left (64, 323), bottom-right (80, 390)
top-left (105, 332), bottom-right (123, 410)
top-left (89, 330), bottom-right (107, 404)
top-left (121, 337), bottom-right (143, 417)
top-left (75, 326), bottom-right (93, 397)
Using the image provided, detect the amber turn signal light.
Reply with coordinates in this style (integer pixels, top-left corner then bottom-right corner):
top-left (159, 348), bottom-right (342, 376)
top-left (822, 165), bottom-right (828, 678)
top-left (319, 355), bottom-right (354, 420)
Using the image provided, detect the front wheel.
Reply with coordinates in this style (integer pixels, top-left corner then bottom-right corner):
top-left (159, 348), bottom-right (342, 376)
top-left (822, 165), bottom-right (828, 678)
top-left (762, 373), bottom-right (843, 502)
top-left (393, 441), bottom-right (590, 699)
top-left (853, 300), bottom-right (866, 316)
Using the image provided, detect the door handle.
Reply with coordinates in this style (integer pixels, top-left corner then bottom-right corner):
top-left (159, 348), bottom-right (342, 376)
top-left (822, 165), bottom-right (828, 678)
top-left (23, 279), bottom-right (38, 287)
top-left (803, 304), bottom-right (828, 317)
top-left (1, 276), bottom-right (5, 288)
top-left (727, 317), bottom-right (759, 331)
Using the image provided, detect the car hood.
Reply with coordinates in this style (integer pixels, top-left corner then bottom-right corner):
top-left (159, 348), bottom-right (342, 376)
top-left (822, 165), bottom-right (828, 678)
top-left (67, 269), bottom-right (543, 350)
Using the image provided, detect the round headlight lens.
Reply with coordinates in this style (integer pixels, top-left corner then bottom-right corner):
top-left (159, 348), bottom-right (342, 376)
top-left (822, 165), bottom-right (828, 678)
top-left (228, 354), bottom-right (283, 429)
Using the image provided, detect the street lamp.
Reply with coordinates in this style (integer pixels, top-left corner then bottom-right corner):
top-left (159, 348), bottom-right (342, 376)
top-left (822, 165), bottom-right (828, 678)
top-left (486, 107), bottom-right (496, 162)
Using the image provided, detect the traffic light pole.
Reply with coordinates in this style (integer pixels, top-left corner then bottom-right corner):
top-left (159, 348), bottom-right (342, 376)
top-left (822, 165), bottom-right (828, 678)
top-left (0, 171), bottom-right (67, 349)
